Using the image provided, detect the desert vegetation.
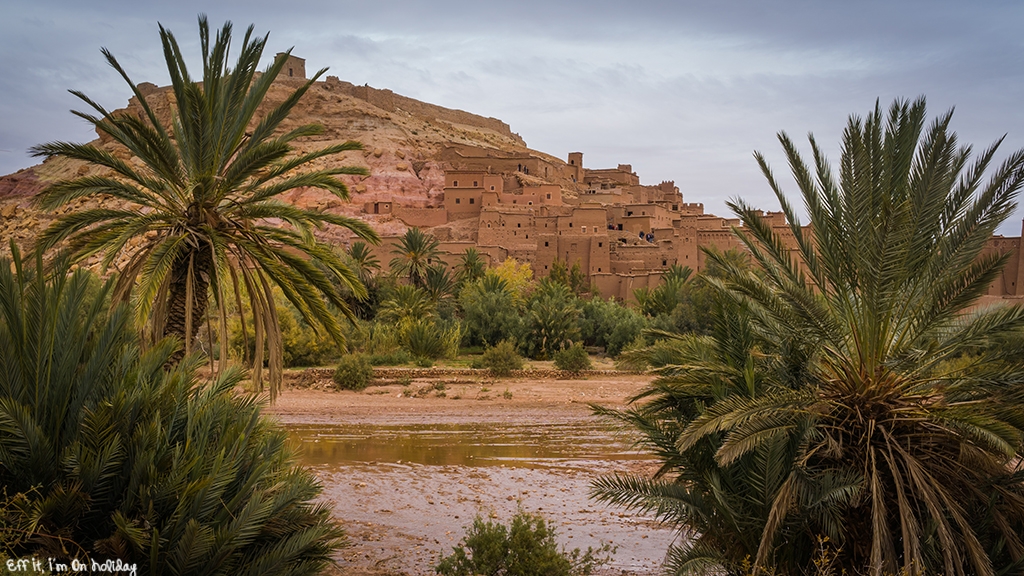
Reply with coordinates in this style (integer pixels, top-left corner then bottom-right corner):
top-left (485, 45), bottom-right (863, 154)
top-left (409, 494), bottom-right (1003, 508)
top-left (593, 98), bottom-right (1024, 576)
top-left (5, 11), bottom-right (1024, 576)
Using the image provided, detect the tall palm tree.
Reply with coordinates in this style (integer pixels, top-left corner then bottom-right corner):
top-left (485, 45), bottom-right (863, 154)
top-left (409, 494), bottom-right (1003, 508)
top-left (390, 227), bottom-right (443, 288)
top-left (595, 98), bottom-right (1024, 575)
top-left (347, 240), bottom-right (381, 284)
top-left (456, 247), bottom-right (486, 285)
top-left (29, 17), bottom-right (378, 400)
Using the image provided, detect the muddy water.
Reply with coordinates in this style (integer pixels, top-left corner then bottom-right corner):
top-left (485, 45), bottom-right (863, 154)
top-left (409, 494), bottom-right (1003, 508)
top-left (286, 419), bottom-right (678, 575)
top-left (287, 421), bottom-right (651, 469)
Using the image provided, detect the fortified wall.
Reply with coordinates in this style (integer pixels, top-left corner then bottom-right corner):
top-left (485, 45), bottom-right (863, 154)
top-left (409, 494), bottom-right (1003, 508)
top-left (323, 78), bottom-right (523, 144)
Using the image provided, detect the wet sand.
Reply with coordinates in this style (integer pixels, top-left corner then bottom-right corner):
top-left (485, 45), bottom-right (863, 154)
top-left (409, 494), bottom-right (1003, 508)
top-left (266, 370), bottom-right (678, 575)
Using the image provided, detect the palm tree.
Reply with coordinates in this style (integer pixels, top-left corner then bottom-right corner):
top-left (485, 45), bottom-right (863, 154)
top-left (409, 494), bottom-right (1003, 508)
top-left (342, 241), bottom-right (382, 319)
top-left (0, 246), bottom-right (344, 574)
top-left (423, 264), bottom-right (457, 305)
top-left (456, 247), bottom-right (486, 285)
top-left (390, 227), bottom-right (443, 288)
top-left (347, 240), bottom-right (381, 284)
top-left (524, 278), bottom-right (582, 359)
top-left (29, 17), bottom-right (378, 400)
top-left (595, 98), bottom-right (1024, 575)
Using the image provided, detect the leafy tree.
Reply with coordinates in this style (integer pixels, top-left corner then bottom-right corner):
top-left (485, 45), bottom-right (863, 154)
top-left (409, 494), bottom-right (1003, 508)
top-left (0, 247), bottom-right (344, 574)
top-left (580, 296), bottom-right (647, 356)
top-left (460, 275), bottom-right (524, 347)
top-left (390, 227), bottom-right (443, 288)
top-left (30, 17), bottom-right (377, 400)
top-left (489, 258), bottom-right (534, 304)
top-left (523, 279), bottom-right (581, 360)
top-left (547, 258), bottom-right (593, 297)
top-left (594, 98), bottom-right (1024, 575)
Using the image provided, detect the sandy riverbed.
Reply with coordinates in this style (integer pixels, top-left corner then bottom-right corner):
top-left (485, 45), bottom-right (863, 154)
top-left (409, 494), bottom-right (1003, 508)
top-left (265, 369), bottom-right (678, 576)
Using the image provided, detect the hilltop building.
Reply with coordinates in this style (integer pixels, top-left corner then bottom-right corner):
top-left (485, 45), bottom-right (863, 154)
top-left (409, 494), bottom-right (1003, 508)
top-left (359, 148), bottom-right (1024, 304)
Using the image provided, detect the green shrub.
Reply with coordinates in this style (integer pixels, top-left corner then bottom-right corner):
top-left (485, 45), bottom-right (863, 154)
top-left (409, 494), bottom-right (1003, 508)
top-left (403, 319), bottom-right (446, 359)
top-left (0, 249), bottom-right (343, 574)
top-left (580, 297), bottom-right (647, 357)
top-left (553, 342), bottom-right (591, 374)
top-left (366, 321), bottom-right (403, 356)
top-left (435, 511), bottom-right (612, 576)
top-left (480, 340), bottom-right (523, 377)
top-left (333, 353), bottom-right (374, 390)
top-left (367, 349), bottom-right (413, 366)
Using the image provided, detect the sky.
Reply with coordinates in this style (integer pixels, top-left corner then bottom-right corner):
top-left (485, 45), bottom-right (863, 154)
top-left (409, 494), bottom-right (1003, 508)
top-left (3, 1), bottom-right (1024, 235)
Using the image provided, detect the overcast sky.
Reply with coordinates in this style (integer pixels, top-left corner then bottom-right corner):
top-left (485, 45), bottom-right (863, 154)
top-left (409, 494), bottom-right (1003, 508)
top-left (3, 1), bottom-right (1023, 235)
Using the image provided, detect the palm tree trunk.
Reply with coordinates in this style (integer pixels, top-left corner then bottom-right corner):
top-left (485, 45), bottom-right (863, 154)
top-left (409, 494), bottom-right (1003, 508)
top-left (164, 248), bottom-right (212, 366)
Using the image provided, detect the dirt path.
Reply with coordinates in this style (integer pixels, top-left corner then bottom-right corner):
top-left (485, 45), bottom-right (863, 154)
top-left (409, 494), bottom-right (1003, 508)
top-left (266, 370), bottom-right (677, 576)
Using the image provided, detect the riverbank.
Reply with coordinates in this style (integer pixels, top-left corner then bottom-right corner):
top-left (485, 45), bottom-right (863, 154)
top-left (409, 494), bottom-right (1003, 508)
top-left (265, 368), bottom-right (675, 576)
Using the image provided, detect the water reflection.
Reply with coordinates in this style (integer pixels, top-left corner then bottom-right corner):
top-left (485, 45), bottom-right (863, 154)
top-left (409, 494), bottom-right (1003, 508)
top-left (285, 421), bottom-right (645, 470)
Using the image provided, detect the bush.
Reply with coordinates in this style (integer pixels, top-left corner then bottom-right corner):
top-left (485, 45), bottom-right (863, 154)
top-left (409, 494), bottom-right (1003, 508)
top-left (228, 286), bottom-right (342, 368)
top-left (554, 342), bottom-right (591, 374)
top-left (333, 353), bottom-right (374, 390)
top-left (0, 250), bottom-right (343, 574)
top-left (367, 349), bottom-right (412, 366)
top-left (435, 511), bottom-right (612, 576)
top-left (480, 340), bottom-right (524, 377)
top-left (580, 297), bottom-right (647, 357)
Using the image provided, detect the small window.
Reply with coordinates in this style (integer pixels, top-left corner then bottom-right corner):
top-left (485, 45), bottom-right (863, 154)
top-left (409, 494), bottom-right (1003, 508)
top-left (598, 242), bottom-right (603, 248)
top-left (487, 223), bottom-right (491, 228)
top-left (627, 211), bottom-right (633, 216)
top-left (528, 201), bottom-right (533, 205)
top-left (513, 200), bottom-right (517, 204)
top-left (490, 185), bottom-right (495, 191)
top-left (517, 223), bottom-right (521, 228)
top-left (544, 241), bottom-right (549, 247)
top-left (598, 268), bottom-right (601, 272)
top-left (455, 198), bottom-right (461, 204)
top-left (662, 260), bottom-right (667, 266)
top-left (469, 198), bottom-right (475, 204)
top-left (453, 180), bottom-right (458, 186)
top-left (546, 193), bottom-right (551, 199)
top-left (473, 181), bottom-right (478, 187)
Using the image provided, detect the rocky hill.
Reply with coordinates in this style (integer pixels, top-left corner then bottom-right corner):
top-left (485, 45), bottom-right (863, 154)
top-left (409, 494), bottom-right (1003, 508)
top-left (0, 73), bottom-right (581, 255)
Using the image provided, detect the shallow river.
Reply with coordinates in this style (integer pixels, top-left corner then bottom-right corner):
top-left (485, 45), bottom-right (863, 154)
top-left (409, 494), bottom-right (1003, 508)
top-left (285, 419), bottom-right (678, 575)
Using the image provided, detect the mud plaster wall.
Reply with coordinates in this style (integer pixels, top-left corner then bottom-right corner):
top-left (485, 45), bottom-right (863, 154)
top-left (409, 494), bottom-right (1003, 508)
top-left (394, 205), bottom-right (447, 228)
